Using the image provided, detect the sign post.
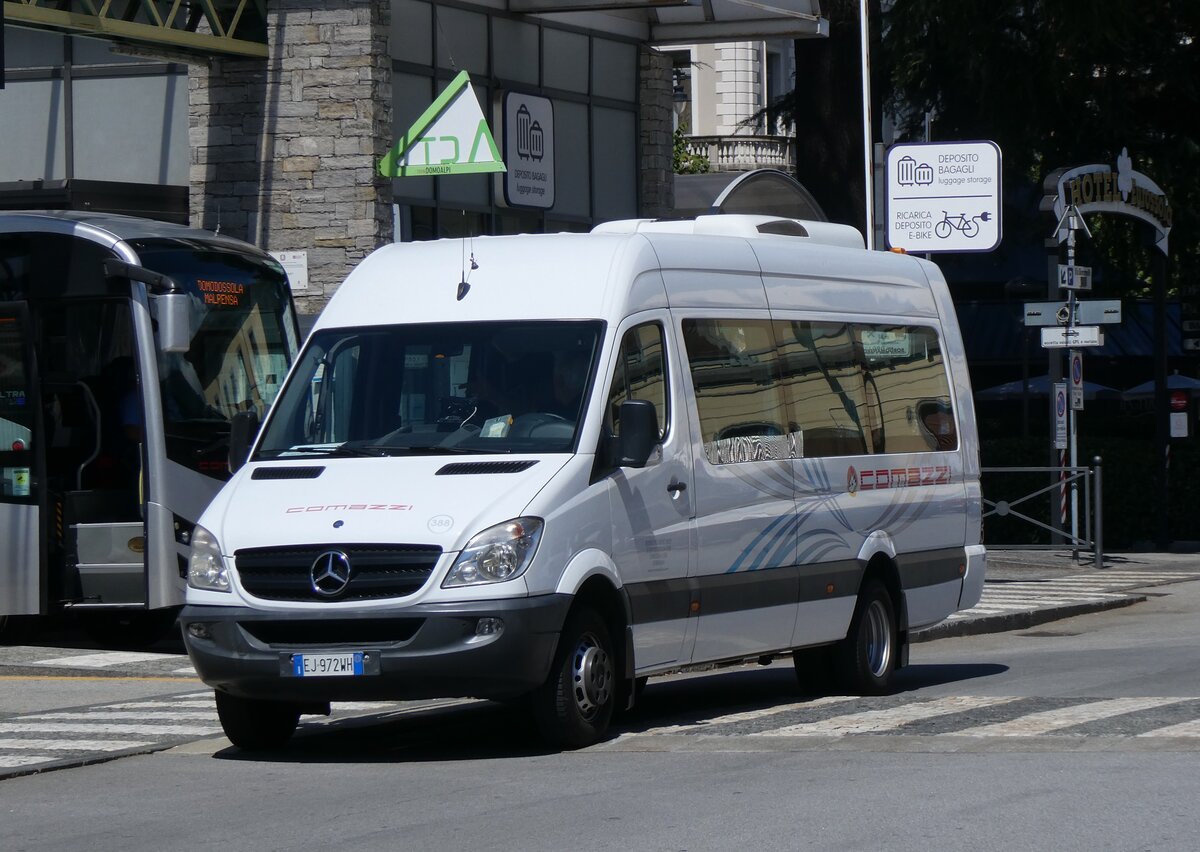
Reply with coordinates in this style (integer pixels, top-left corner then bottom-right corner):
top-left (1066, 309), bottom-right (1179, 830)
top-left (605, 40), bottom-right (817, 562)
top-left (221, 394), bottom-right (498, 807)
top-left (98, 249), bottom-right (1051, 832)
top-left (885, 141), bottom-right (1002, 253)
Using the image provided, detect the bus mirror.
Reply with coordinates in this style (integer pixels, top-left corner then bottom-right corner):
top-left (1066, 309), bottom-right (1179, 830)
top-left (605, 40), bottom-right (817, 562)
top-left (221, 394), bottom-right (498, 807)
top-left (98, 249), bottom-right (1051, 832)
top-left (151, 293), bottom-right (192, 354)
top-left (617, 399), bottom-right (658, 468)
top-left (228, 409), bottom-right (261, 474)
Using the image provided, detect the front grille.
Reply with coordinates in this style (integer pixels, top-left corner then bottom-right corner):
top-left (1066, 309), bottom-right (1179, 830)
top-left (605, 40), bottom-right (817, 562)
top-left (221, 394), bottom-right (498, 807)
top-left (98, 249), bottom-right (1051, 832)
top-left (234, 544), bottom-right (442, 602)
top-left (240, 618), bottom-right (423, 648)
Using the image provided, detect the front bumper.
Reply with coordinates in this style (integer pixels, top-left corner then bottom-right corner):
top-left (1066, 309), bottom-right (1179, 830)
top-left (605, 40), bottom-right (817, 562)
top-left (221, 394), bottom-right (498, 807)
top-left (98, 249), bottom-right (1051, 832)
top-left (180, 595), bottom-right (572, 703)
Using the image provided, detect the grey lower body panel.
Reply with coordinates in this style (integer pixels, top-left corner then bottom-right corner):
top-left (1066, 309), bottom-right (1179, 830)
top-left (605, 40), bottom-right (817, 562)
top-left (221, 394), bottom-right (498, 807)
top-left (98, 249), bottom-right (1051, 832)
top-left (180, 595), bottom-right (573, 703)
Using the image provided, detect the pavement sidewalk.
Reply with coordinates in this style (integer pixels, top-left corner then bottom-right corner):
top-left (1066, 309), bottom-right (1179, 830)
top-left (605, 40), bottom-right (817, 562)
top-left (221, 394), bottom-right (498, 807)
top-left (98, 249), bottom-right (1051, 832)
top-left (913, 548), bottom-right (1200, 641)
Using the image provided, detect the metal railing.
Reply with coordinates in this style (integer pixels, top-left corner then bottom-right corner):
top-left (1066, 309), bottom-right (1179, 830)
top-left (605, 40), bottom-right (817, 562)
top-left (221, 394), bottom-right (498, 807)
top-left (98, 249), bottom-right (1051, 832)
top-left (981, 456), bottom-right (1103, 566)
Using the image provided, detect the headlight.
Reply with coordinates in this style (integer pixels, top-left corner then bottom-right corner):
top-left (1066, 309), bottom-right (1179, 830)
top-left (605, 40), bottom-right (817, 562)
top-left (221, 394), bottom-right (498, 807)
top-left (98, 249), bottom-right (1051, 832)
top-left (188, 525), bottom-right (230, 592)
top-left (443, 517), bottom-right (543, 587)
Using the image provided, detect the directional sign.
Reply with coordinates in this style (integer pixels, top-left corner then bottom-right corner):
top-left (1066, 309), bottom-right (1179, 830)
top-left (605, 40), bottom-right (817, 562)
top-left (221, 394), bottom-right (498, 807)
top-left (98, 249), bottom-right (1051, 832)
top-left (1024, 300), bottom-right (1122, 327)
top-left (1058, 264), bottom-right (1092, 291)
top-left (885, 141), bottom-right (1002, 254)
top-left (1042, 326), bottom-right (1104, 348)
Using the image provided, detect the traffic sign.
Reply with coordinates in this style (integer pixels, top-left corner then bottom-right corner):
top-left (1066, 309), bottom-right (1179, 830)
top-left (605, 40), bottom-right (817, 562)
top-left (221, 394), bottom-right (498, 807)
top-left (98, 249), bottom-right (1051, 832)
top-left (885, 141), bottom-right (1002, 254)
top-left (1058, 264), bottom-right (1092, 290)
top-left (1069, 350), bottom-right (1084, 410)
top-left (1041, 326), bottom-right (1103, 348)
top-left (1024, 300), bottom-right (1122, 327)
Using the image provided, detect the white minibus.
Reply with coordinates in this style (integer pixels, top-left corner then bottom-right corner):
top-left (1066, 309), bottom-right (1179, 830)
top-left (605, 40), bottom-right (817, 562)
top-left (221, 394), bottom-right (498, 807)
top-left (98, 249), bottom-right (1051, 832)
top-left (180, 215), bottom-right (986, 749)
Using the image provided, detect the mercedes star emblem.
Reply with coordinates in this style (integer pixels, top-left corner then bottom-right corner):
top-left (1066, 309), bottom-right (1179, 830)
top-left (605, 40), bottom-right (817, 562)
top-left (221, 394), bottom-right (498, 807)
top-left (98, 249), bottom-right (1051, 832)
top-left (310, 550), bottom-right (352, 597)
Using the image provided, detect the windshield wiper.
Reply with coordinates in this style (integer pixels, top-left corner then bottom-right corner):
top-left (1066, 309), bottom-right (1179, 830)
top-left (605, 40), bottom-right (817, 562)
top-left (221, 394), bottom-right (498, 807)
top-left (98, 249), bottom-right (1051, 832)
top-left (367, 445), bottom-right (499, 456)
top-left (257, 444), bottom-right (388, 459)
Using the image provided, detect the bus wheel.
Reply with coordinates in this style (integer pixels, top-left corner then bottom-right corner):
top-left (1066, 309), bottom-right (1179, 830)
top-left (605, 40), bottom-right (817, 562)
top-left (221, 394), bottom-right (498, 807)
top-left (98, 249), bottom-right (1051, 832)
top-left (215, 691), bottom-right (301, 751)
top-left (833, 578), bottom-right (897, 695)
top-left (532, 608), bottom-right (616, 749)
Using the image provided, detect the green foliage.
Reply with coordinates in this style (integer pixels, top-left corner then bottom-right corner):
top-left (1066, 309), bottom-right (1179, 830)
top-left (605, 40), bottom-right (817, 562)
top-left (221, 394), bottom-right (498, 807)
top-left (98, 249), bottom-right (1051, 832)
top-left (881, 0), bottom-right (1200, 296)
top-left (673, 127), bottom-right (711, 175)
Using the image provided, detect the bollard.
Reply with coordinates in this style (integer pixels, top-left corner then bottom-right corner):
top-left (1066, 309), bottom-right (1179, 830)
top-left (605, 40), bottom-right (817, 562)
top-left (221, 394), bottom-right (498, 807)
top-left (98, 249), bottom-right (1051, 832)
top-left (1093, 456), bottom-right (1104, 569)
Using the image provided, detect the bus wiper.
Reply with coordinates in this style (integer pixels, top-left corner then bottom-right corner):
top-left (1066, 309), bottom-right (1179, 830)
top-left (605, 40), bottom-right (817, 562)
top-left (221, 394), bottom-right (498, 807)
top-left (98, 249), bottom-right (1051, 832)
top-left (259, 444), bottom-right (388, 458)
top-left (368, 445), bottom-right (499, 456)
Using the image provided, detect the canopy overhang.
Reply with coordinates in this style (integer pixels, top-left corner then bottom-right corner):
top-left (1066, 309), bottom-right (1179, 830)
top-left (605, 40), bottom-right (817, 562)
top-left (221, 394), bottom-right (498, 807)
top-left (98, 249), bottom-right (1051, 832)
top-left (508, 0), bottom-right (828, 43)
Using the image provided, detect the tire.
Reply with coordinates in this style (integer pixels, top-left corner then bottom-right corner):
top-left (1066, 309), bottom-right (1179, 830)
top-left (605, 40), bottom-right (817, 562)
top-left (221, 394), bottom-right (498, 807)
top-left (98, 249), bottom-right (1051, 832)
top-left (833, 578), bottom-right (898, 695)
top-left (215, 691), bottom-right (301, 751)
top-left (934, 220), bottom-right (951, 239)
top-left (532, 608), bottom-right (616, 749)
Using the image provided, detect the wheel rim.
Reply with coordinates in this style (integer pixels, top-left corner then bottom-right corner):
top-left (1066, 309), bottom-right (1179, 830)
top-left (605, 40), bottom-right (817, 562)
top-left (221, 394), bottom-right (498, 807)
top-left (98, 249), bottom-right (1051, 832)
top-left (864, 599), bottom-right (892, 678)
top-left (569, 631), bottom-right (612, 721)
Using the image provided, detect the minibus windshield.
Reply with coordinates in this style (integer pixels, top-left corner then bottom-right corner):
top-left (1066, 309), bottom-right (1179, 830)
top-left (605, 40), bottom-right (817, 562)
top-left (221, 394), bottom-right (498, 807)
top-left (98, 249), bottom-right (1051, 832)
top-left (256, 320), bottom-right (602, 458)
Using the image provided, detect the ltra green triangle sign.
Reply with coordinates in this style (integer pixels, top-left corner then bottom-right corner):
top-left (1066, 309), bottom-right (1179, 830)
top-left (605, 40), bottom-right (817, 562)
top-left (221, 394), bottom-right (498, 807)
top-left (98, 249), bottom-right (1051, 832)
top-left (379, 71), bottom-right (506, 178)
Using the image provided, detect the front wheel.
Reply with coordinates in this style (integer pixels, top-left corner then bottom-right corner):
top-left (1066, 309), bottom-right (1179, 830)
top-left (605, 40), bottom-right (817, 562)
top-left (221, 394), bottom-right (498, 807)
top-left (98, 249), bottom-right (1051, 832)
top-left (532, 608), bottom-right (616, 749)
top-left (934, 220), bottom-right (951, 239)
top-left (833, 578), bottom-right (898, 695)
top-left (215, 691), bottom-right (301, 751)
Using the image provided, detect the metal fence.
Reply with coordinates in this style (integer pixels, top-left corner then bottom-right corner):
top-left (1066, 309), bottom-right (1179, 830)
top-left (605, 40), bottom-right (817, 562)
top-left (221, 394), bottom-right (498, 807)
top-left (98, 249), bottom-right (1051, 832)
top-left (981, 456), bottom-right (1103, 566)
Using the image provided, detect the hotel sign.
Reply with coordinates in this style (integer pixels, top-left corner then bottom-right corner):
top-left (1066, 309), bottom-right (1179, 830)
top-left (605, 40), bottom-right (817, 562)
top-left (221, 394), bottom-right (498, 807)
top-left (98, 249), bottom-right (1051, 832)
top-left (1051, 148), bottom-right (1171, 254)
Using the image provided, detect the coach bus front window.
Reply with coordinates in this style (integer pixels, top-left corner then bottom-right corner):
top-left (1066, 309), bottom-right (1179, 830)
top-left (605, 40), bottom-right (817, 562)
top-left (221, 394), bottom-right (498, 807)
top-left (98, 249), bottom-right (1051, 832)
top-left (132, 243), bottom-right (298, 478)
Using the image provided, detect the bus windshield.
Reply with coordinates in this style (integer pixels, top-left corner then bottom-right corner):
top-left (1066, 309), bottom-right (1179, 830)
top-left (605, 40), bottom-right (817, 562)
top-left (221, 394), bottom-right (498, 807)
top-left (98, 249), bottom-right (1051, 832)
top-left (255, 320), bottom-right (602, 459)
top-left (133, 242), bottom-right (299, 477)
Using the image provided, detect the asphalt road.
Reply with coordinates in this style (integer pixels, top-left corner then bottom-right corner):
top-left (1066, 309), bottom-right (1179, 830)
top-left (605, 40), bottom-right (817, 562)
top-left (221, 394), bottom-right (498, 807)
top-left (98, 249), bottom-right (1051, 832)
top-left (3, 577), bottom-right (1200, 851)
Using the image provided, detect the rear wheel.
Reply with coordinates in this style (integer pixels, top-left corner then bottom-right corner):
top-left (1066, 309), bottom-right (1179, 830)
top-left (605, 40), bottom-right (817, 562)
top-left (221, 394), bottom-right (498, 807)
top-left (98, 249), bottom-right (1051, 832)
top-left (532, 608), bottom-right (616, 749)
top-left (215, 691), bottom-right (301, 751)
top-left (833, 578), bottom-right (897, 695)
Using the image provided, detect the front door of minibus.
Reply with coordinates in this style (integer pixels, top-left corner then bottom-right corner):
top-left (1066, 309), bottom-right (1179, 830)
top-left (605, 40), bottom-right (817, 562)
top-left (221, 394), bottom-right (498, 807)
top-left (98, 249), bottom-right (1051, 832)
top-left (0, 302), bottom-right (46, 621)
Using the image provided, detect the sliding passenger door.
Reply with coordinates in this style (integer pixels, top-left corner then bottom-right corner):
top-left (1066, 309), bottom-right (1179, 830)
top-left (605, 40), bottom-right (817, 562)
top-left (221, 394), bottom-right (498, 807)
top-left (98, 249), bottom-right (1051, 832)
top-left (680, 316), bottom-right (798, 662)
top-left (0, 303), bottom-right (45, 617)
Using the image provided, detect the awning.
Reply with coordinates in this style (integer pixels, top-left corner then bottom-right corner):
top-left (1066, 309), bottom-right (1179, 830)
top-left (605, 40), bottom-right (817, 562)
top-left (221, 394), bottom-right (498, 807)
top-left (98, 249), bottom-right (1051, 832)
top-left (509, 0), bottom-right (828, 43)
top-left (673, 169), bottom-right (828, 220)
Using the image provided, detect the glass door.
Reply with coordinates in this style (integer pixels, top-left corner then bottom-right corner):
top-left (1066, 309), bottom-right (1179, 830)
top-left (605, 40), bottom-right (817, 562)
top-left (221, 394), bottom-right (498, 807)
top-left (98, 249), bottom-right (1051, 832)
top-left (0, 302), bottom-right (45, 617)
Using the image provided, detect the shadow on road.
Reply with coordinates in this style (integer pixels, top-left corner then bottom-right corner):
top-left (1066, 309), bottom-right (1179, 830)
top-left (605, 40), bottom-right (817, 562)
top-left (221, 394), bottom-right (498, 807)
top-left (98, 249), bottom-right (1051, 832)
top-left (211, 660), bottom-right (1010, 764)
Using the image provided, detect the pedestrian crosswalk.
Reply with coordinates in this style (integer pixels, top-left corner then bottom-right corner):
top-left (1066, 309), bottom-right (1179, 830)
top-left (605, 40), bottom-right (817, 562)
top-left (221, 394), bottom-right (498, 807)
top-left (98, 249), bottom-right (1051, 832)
top-left (4, 687), bottom-right (1200, 775)
top-left (0, 692), bottom-right (221, 774)
top-left (612, 692), bottom-right (1200, 746)
top-left (944, 569), bottom-right (1199, 623)
top-left (18, 649), bottom-right (197, 677)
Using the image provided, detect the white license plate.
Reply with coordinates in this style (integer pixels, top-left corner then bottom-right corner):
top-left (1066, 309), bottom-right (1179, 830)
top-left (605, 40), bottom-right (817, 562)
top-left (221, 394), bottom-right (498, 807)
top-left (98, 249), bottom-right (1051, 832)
top-left (291, 652), bottom-right (364, 677)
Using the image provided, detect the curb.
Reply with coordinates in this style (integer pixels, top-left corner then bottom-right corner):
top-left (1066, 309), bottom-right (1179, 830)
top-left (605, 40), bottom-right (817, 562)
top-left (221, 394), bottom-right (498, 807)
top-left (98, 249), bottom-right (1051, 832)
top-left (911, 594), bottom-right (1146, 642)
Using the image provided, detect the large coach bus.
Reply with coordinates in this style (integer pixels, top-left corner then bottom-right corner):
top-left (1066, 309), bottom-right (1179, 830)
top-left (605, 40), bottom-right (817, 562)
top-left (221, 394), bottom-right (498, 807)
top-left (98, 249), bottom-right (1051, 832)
top-left (0, 212), bottom-right (300, 643)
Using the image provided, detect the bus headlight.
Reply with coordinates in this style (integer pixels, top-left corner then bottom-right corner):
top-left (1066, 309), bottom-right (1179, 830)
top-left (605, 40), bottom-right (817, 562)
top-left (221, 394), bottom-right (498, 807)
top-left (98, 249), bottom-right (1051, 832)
top-left (188, 525), bottom-right (230, 592)
top-left (443, 518), bottom-right (543, 587)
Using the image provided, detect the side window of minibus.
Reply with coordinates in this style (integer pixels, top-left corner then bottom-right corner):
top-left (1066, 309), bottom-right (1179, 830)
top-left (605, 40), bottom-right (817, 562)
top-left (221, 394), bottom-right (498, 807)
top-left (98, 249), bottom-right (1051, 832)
top-left (858, 325), bottom-right (956, 453)
top-left (774, 320), bottom-right (870, 458)
top-left (681, 318), bottom-right (789, 465)
top-left (606, 322), bottom-right (668, 440)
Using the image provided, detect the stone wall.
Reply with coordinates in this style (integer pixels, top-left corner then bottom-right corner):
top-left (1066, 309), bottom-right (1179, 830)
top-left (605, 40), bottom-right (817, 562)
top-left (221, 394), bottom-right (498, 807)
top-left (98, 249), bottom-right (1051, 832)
top-left (639, 47), bottom-right (675, 218)
top-left (189, 0), bottom-right (392, 315)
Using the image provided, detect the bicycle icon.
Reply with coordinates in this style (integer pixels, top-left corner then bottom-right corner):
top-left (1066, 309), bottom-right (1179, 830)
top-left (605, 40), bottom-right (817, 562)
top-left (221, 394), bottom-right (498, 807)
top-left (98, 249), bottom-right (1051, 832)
top-left (934, 210), bottom-right (991, 239)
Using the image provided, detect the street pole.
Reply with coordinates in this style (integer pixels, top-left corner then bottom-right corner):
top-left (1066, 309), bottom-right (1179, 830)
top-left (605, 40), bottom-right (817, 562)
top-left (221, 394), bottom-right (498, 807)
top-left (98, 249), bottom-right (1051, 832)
top-left (1066, 211), bottom-right (1079, 555)
top-left (859, 0), bottom-right (874, 250)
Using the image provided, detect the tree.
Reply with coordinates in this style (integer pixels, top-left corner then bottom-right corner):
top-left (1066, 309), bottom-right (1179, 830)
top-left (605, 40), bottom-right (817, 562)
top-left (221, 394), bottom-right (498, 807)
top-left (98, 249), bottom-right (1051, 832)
top-left (882, 0), bottom-right (1200, 294)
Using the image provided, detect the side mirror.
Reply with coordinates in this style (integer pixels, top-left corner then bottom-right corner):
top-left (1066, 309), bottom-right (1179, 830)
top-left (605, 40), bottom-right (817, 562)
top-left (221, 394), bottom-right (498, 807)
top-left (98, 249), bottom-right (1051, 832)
top-left (150, 292), bottom-right (192, 354)
top-left (616, 399), bottom-right (658, 468)
top-left (228, 409), bottom-right (261, 474)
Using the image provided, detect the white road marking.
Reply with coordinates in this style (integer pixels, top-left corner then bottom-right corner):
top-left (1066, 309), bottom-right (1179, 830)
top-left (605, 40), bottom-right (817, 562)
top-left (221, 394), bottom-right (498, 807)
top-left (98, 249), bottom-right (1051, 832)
top-left (27, 652), bottom-right (178, 669)
top-left (0, 738), bottom-right (153, 752)
top-left (756, 696), bottom-right (1020, 737)
top-left (0, 722), bottom-right (220, 736)
top-left (0, 755), bottom-right (58, 768)
top-left (1136, 719), bottom-right (1200, 738)
top-left (23, 711), bottom-right (218, 722)
top-left (954, 697), bottom-right (1189, 736)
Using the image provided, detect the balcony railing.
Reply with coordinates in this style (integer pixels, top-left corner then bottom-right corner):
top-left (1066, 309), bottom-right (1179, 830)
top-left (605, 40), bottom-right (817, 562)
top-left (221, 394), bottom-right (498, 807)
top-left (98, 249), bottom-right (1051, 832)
top-left (684, 135), bottom-right (796, 172)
